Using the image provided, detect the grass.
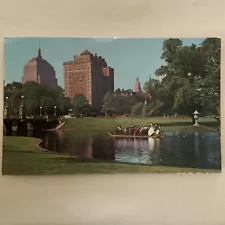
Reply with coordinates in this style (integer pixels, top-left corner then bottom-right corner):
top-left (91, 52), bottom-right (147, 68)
top-left (61, 116), bottom-right (218, 132)
top-left (2, 136), bottom-right (219, 175)
top-left (3, 117), bottom-right (219, 175)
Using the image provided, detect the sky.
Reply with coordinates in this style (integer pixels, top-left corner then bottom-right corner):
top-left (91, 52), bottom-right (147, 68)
top-left (4, 37), bottom-right (205, 90)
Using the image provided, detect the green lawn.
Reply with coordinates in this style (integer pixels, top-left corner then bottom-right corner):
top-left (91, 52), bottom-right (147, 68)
top-left (61, 116), bottom-right (218, 132)
top-left (2, 117), bottom-right (219, 175)
top-left (2, 136), bottom-right (219, 175)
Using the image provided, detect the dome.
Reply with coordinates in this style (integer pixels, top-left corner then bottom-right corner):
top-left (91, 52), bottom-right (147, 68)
top-left (25, 57), bottom-right (38, 67)
top-left (22, 48), bottom-right (57, 88)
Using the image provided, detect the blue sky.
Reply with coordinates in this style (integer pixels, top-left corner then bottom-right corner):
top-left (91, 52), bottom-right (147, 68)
top-left (4, 37), bottom-right (205, 90)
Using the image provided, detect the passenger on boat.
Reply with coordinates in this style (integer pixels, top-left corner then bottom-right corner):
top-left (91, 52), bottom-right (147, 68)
top-left (116, 125), bottom-right (123, 134)
top-left (148, 124), bottom-right (155, 136)
top-left (139, 126), bottom-right (144, 134)
top-left (140, 125), bottom-right (148, 135)
top-left (133, 126), bottom-right (137, 136)
top-left (154, 124), bottom-right (161, 136)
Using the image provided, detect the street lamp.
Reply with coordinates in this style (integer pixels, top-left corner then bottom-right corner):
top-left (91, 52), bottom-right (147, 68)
top-left (19, 95), bottom-right (24, 120)
top-left (4, 96), bottom-right (8, 119)
top-left (193, 110), bottom-right (200, 126)
top-left (69, 108), bottom-right (72, 116)
top-left (21, 95), bottom-right (24, 106)
top-left (40, 106), bottom-right (42, 116)
top-left (54, 105), bottom-right (57, 116)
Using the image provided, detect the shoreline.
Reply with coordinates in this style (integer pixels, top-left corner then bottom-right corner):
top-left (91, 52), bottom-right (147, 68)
top-left (2, 135), bottom-right (221, 175)
top-left (2, 117), bottom-right (220, 175)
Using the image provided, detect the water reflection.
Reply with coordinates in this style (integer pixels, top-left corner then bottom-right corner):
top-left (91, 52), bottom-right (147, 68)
top-left (40, 131), bottom-right (221, 170)
top-left (41, 131), bottom-right (115, 160)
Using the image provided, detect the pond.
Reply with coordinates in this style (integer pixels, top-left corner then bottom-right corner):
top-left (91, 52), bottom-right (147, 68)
top-left (28, 130), bottom-right (221, 170)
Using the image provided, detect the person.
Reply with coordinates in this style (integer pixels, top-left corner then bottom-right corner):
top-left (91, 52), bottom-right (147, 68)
top-left (148, 124), bottom-right (155, 137)
top-left (155, 127), bottom-right (160, 136)
top-left (155, 124), bottom-right (162, 136)
top-left (133, 126), bottom-right (137, 136)
top-left (116, 125), bottom-right (122, 134)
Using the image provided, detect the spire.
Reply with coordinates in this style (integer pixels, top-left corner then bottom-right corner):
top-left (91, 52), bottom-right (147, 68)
top-left (38, 48), bottom-right (42, 58)
top-left (133, 77), bottom-right (142, 92)
top-left (37, 40), bottom-right (42, 58)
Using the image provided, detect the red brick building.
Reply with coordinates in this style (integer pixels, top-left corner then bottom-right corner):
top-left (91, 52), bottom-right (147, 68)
top-left (133, 77), bottom-right (151, 99)
top-left (114, 77), bottom-right (151, 100)
top-left (63, 50), bottom-right (114, 109)
top-left (21, 48), bottom-right (57, 89)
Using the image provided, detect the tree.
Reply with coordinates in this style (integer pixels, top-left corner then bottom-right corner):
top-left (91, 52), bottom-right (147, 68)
top-left (143, 78), bottom-right (163, 105)
top-left (4, 82), bottom-right (23, 117)
top-left (197, 38), bottom-right (221, 120)
top-left (154, 38), bottom-right (217, 121)
top-left (72, 94), bottom-right (89, 115)
top-left (131, 102), bottom-right (143, 116)
top-left (102, 92), bottom-right (114, 114)
top-left (4, 81), bottom-right (73, 117)
top-left (141, 103), bottom-right (150, 117)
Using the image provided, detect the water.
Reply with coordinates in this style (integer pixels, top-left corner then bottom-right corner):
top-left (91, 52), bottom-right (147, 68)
top-left (34, 130), bottom-right (221, 170)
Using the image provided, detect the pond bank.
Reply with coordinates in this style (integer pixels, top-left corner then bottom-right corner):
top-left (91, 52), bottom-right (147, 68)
top-left (2, 136), bottom-right (219, 175)
top-left (60, 117), bottom-right (218, 132)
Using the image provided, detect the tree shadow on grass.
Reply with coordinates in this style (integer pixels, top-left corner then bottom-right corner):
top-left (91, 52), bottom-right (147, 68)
top-left (3, 150), bottom-right (37, 154)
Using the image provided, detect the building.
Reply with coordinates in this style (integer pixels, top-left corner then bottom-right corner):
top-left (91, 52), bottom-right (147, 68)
top-left (21, 48), bottom-right (58, 89)
top-left (133, 77), bottom-right (151, 99)
top-left (133, 77), bottom-right (142, 92)
top-left (63, 50), bottom-right (114, 109)
top-left (113, 77), bottom-right (151, 100)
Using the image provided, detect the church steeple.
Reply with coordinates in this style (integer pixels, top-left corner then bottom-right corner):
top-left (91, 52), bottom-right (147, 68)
top-left (133, 77), bottom-right (142, 92)
top-left (38, 48), bottom-right (42, 58)
top-left (37, 40), bottom-right (42, 58)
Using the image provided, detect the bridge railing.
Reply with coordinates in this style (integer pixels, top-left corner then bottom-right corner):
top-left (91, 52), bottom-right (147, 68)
top-left (4, 115), bottom-right (59, 121)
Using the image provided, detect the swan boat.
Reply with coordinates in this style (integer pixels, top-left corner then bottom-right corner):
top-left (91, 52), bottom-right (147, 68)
top-left (107, 132), bottom-right (163, 139)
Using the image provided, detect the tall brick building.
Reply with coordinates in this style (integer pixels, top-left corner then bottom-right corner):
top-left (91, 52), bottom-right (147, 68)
top-left (21, 48), bottom-right (58, 89)
top-left (63, 50), bottom-right (114, 109)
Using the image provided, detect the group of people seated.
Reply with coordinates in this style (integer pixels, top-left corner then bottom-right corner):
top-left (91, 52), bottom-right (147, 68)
top-left (115, 123), bottom-right (163, 137)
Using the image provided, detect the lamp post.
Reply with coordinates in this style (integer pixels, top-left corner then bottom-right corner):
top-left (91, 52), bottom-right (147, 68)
top-left (54, 105), bottom-right (57, 116)
top-left (40, 106), bottom-right (42, 116)
top-left (21, 95), bottom-right (24, 106)
top-left (4, 96), bottom-right (8, 119)
top-left (69, 108), bottom-right (72, 116)
top-left (19, 95), bottom-right (24, 120)
top-left (193, 110), bottom-right (200, 126)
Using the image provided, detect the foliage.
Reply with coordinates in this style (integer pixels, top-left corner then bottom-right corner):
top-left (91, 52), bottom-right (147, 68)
top-left (102, 92), bottom-right (146, 115)
top-left (72, 94), bottom-right (90, 116)
top-left (131, 102), bottom-right (144, 116)
top-left (152, 37), bottom-right (220, 120)
top-left (4, 81), bottom-right (73, 117)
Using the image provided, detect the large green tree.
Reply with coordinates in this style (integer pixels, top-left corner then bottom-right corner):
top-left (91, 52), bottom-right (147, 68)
top-left (153, 38), bottom-right (220, 121)
top-left (197, 38), bottom-right (221, 119)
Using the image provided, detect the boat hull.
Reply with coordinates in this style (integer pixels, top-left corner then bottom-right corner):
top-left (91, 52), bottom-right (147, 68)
top-left (107, 132), bottom-right (163, 139)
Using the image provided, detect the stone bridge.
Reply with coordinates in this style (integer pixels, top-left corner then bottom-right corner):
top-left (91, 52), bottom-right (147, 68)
top-left (3, 117), bottom-right (60, 136)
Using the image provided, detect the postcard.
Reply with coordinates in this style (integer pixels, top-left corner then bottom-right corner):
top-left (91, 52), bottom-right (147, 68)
top-left (2, 37), bottom-right (221, 175)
